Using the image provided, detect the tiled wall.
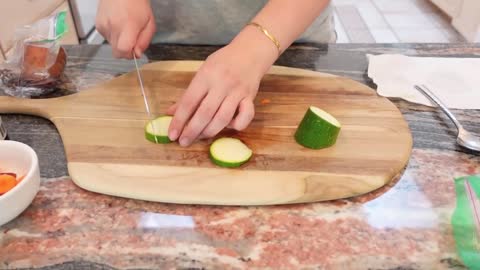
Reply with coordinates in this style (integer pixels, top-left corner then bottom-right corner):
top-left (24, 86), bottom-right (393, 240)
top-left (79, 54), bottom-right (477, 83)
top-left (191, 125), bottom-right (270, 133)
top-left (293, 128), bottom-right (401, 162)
top-left (333, 0), bottom-right (466, 43)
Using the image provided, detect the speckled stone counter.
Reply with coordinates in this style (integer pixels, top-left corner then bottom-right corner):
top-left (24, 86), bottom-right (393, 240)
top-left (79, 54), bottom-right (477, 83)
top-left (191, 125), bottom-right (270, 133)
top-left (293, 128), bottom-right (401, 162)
top-left (1, 44), bottom-right (479, 270)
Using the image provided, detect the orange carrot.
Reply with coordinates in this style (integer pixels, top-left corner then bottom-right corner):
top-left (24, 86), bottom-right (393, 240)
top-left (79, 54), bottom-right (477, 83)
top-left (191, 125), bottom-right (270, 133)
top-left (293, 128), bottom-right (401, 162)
top-left (0, 172), bottom-right (17, 178)
top-left (260, 98), bottom-right (271, 105)
top-left (0, 174), bottom-right (17, 195)
top-left (17, 175), bottom-right (25, 183)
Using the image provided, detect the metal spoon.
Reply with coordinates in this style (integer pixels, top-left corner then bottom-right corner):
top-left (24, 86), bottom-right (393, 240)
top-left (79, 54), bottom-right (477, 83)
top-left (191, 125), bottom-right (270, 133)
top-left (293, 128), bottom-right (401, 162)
top-left (414, 85), bottom-right (480, 152)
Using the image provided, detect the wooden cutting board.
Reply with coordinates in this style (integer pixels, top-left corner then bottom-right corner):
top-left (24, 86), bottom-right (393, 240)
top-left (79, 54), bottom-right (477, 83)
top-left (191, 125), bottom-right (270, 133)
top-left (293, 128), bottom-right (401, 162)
top-left (0, 61), bottom-right (412, 205)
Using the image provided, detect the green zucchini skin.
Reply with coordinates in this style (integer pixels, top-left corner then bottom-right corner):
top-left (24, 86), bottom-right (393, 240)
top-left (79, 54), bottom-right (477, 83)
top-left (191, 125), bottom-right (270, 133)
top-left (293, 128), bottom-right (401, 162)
top-left (209, 152), bottom-right (252, 168)
top-left (294, 107), bottom-right (341, 149)
top-left (145, 132), bottom-right (172, 144)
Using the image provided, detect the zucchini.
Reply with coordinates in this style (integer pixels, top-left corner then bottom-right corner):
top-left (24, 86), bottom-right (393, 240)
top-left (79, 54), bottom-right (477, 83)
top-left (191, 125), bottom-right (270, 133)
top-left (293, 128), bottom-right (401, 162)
top-left (145, 116), bottom-right (173, 144)
top-left (209, 138), bottom-right (252, 168)
top-left (294, 106), bottom-right (341, 149)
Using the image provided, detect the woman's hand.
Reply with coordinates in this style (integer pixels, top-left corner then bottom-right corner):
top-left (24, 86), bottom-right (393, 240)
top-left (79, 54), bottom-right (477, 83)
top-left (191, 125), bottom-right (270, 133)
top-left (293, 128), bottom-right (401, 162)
top-left (167, 27), bottom-right (278, 147)
top-left (96, 0), bottom-right (156, 58)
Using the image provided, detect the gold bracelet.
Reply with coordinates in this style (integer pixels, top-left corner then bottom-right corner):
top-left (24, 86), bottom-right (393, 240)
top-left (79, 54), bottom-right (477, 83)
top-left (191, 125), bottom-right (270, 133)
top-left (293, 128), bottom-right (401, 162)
top-left (246, 22), bottom-right (281, 56)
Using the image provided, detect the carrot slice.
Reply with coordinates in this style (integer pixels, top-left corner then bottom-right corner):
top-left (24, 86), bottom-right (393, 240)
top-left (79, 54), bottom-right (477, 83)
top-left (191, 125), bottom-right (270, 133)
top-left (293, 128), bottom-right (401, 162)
top-left (0, 174), bottom-right (17, 195)
top-left (260, 98), bottom-right (271, 105)
top-left (0, 172), bottom-right (17, 178)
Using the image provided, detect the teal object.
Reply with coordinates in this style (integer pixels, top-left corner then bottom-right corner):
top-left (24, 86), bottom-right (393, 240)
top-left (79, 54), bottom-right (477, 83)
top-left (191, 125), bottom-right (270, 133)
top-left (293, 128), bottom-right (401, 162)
top-left (452, 175), bottom-right (480, 270)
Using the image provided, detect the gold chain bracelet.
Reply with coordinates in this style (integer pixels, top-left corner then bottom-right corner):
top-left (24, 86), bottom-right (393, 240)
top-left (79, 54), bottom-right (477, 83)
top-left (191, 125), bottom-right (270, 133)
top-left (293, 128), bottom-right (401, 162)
top-left (246, 22), bottom-right (281, 56)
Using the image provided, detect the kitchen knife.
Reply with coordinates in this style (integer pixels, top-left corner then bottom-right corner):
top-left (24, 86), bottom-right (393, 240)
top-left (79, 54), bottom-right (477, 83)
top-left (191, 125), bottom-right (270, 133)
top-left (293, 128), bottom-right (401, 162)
top-left (133, 53), bottom-right (158, 143)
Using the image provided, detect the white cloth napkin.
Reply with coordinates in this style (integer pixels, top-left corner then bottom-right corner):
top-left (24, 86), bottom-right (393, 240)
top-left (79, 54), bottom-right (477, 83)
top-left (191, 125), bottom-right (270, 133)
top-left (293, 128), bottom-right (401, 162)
top-left (367, 54), bottom-right (480, 109)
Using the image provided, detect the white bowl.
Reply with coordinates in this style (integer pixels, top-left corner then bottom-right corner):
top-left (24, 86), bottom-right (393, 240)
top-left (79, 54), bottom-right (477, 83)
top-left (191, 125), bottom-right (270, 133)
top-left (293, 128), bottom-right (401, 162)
top-left (0, 141), bottom-right (40, 226)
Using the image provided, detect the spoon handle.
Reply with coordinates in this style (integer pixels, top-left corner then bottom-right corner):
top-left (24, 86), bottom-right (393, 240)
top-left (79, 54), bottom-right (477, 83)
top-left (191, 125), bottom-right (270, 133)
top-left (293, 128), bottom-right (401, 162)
top-left (414, 85), bottom-right (464, 131)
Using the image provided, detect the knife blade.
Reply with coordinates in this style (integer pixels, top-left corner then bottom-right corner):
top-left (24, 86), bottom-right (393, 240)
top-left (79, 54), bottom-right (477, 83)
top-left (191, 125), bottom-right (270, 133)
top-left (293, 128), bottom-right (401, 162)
top-left (133, 53), bottom-right (158, 143)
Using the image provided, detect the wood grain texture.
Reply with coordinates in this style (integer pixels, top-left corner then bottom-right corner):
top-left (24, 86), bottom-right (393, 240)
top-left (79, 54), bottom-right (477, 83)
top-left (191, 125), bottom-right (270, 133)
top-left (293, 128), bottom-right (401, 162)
top-left (0, 61), bottom-right (413, 205)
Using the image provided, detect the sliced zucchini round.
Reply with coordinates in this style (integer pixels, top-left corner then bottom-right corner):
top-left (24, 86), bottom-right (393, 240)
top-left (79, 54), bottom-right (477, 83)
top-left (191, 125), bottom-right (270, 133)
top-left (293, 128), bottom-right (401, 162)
top-left (209, 137), bottom-right (253, 168)
top-left (145, 116), bottom-right (173, 144)
top-left (294, 106), bottom-right (341, 149)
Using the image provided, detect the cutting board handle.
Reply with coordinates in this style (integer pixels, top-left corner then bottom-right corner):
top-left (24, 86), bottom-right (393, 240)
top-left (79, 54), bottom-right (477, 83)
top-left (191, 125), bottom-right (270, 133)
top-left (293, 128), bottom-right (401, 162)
top-left (0, 95), bottom-right (50, 118)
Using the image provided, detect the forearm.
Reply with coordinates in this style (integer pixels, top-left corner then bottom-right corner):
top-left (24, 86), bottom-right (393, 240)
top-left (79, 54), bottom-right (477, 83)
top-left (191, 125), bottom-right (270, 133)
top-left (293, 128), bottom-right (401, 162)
top-left (230, 0), bottom-right (331, 74)
top-left (253, 0), bottom-right (330, 52)
top-left (169, 1), bottom-right (331, 143)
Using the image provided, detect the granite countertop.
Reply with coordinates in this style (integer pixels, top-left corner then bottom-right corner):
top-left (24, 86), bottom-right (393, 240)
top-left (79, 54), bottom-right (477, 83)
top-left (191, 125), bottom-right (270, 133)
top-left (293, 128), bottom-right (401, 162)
top-left (1, 43), bottom-right (480, 270)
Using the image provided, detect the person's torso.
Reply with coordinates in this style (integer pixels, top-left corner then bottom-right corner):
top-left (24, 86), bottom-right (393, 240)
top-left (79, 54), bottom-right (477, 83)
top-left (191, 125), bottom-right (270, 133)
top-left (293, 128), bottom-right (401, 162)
top-left (150, 0), bottom-right (334, 45)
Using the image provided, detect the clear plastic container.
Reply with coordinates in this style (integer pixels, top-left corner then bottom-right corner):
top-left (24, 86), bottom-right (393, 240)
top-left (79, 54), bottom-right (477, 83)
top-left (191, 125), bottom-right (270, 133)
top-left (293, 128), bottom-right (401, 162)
top-left (0, 11), bottom-right (68, 98)
top-left (0, 117), bottom-right (6, 140)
